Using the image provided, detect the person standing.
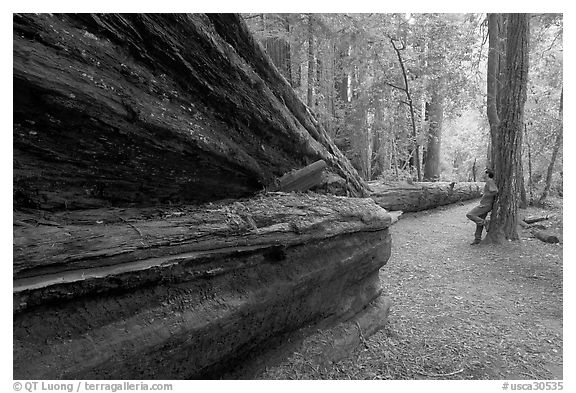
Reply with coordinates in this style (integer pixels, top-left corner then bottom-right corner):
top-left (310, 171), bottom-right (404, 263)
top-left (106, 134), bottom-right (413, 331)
top-left (466, 169), bottom-right (498, 245)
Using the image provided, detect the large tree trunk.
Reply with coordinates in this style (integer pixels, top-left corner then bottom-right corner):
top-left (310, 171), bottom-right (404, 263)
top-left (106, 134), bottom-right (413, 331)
top-left (13, 13), bottom-right (390, 380)
top-left (13, 13), bottom-right (368, 212)
top-left (259, 13), bottom-right (292, 84)
top-left (368, 180), bottom-right (484, 212)
top-left (484, 13), bottom-right (530, 243)
top-left (486, 14), bottom-right (502, 169)
top-left (13, 193), bottom-right (393, 379)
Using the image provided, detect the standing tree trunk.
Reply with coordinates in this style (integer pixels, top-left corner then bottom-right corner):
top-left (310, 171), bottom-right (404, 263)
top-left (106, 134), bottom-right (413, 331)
top-left (525, 124), bottom-right (534, 204)
top-left (307, 14), bottom-right (315, 108)
top-left (261, 18), bottom-right (292, 85)
top-left (518, 160), bottom-right (528, 208)
top-left (392, 136), bottom-right (399, 179)
top-left (349, 41), bottom-right (371, 181)
top-left (486, 14), bottom-right (502, 169)
top-left (334, 41), bottom-right (349, 104)
top-left (484, 13), bottom-right (530, 243)
top-left (389, 37), bottom-right (422, 181)
top-left (538, 87), bottom-right (563, 205)
top-left (423, 76), bottom-right (445, 181)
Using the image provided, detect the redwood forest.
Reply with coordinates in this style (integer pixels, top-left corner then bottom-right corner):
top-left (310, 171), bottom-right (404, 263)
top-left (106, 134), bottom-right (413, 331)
top-left (13, 13), bottom-right (563, 381)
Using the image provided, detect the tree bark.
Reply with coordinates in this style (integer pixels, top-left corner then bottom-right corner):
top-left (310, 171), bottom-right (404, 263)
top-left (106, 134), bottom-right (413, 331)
top-left (423, 76), bottom-right (445, 181)
top-left (13, 13), bottom-right (369, 211)
top-left (519, 161), bottom-right (528, 208)
top-left (486, 14), bottom-right (502, 169)
top-left (307, 14), bottom-right (315, 108)
top-left (484, 13), bottom-right (530, 243)
top-left (14, 193), bottom-right (392, 379)
top-left (263, 35), bottom-right (292, 84)
top-left (274, 159), bottom-right (327, 192)
top-left (525, 123), bottom-right (534, 203)
top-left (368, 180), bottom-right (483, 212)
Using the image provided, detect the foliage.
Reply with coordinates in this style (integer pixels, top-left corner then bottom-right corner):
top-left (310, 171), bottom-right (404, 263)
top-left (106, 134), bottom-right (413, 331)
top-left (441, 109), bottom-right (489, 181)
top-left (243, 13), bottom-right (562, 185)
top-left (524, 14), bottom-right (563, 200)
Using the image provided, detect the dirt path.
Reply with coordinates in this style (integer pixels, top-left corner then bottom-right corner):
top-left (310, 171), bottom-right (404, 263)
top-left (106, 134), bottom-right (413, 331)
top-left (370, 200), bottom-right (563, 379)
top-left (260, 199), bottom-right (563, 380)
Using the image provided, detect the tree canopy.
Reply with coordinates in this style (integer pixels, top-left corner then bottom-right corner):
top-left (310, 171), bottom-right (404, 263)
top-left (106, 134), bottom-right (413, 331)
top-left (244, 13), bottom-right (563, 200)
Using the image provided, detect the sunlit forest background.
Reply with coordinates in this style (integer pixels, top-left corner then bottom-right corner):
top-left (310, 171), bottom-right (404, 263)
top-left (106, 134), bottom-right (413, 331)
top-left (244, 13), bottom-right (563, 201)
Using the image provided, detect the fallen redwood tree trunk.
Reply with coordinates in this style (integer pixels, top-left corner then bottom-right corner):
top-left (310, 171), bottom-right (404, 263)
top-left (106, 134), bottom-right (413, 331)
top-left (533, 230), bottom-right (561, 244)
top-left (523, 215), bottom-right (553, 224)
top-left (13, 13), bottom-right (368, 211)
top-left (368, 181), bottom-right (484, 212)
top-left (13, 193), bottom-right (392, 379)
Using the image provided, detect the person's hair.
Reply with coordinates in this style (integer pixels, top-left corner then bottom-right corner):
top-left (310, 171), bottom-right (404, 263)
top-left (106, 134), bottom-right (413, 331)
top-left (485, 169), bottom-right (495, 178)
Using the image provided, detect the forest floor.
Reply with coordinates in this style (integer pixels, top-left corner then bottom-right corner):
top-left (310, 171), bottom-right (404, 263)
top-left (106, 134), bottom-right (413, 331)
top-left (255, 197), bottom-right (563, 380)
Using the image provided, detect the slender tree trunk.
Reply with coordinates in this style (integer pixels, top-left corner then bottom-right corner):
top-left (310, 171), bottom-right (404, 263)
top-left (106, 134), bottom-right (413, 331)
top-left (334, 41), bottom-right (349, 104)
top-left (307, 14), bottom-right (314, 108)
top-left (525, 124), bottom-right (534, 204)
top-left (392, 136), bottom-right (399, 179)
top-left (349, 51), bottom-right (370, 181)
top-left (484, 13), bottom-right (530, 243)
top-left (324, 41), bottom-right (336, 136)
top-left (538, 88), bottom-right (563, 205)
top-left (389, 38), bottom-right (421, 181)
top-left (518, 159), bottom-right (528, 208)
top-left (423, 76), bottom-right (444, 181)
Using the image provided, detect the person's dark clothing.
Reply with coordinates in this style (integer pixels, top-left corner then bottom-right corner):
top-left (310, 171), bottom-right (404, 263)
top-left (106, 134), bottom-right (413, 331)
top-left (467, 178), bottom-right (498, 241)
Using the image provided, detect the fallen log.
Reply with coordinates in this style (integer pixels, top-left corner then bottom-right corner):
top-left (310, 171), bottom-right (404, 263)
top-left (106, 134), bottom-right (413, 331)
top-left (368, 181), bottom-right (484, 212)
top-left (13, 13), bottom-right (368, 211)
top-left (519, 221), bottom-right (547, 230)
top-left (319, 296), bottom-right (392, 366)
top-left (533, 230), bottom-right (561, 244)
top-left (523, 215), bottom-right (553, 224)
top-left (13, 193), bottom-right (392, 379)
top-left (273, 159), bottom-right (327, 192)
top-left (219, 295), bottom-right (392, 379)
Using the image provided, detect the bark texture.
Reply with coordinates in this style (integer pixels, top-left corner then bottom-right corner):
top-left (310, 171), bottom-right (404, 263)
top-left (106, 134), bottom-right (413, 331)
top-left (368, 181), bottom-right (483, 212)
top-left (14, 193), bottom-right (392, 379)
top-left (13, 13), bottom-right (368, 211)
top-left (423, 76), bottom-right (444, 181)
top-left (486, 14), bottom-right (503, 169)
top-left (485, 14), bottom-right (530, 242)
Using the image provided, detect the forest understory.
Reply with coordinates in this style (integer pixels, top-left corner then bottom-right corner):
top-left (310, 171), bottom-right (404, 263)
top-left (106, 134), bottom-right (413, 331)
top-left (250, 198), bottom-right (563, 380)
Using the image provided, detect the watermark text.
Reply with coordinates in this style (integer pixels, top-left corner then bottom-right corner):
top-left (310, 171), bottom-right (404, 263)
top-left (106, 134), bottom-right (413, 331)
top-left (13, 381), bottom-right (173, 393)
